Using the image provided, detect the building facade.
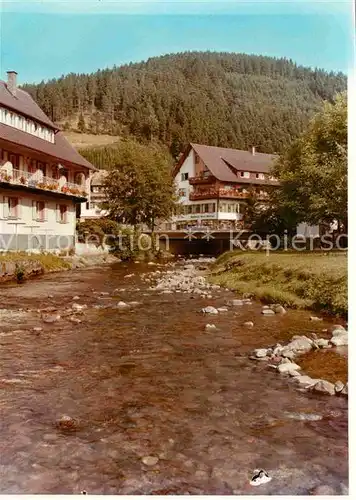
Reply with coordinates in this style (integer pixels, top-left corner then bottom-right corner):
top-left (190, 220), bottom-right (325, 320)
top-left (80, 170), bottom-right (108, 220)
top-left (171, 143), bottom-right (278, 230)
top-left (0, 71), bottom-right (95, 252)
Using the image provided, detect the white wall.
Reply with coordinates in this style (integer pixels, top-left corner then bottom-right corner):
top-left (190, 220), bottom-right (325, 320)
top-left (296, 223), bottom-right (320, 237)
top-left (174, 149), bottom-right (195, 203)
top-left (0, 188), bottom-right (76, 250)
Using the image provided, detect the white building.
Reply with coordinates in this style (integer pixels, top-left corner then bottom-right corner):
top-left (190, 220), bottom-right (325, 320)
top-left (80, 170), bottom-right (108, 220)
top-left (171, 143), bottom-right (278, 230)
top-left (0, 71), bottom-right (96, 252)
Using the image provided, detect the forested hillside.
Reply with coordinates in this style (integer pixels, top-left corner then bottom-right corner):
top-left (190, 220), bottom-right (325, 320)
top-left (22, 52), bottom-right (346, 156)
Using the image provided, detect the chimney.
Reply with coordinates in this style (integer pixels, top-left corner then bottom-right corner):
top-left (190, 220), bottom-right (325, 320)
top-left (7, 71), bottom-right (18, 96)
top-left (251, 146), bottom-right (256, 156)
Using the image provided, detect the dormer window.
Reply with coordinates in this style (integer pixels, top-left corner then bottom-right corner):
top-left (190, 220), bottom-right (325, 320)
top-left (256, 173), bottom-right (265, 180)
top-left (240, 171), bottom-right (250, 178)
top-left (0, 105), bottom-right (55, 143)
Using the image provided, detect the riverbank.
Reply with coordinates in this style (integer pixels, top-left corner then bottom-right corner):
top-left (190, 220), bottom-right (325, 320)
top-left (0, 252), bottom-right (119, 282)
top-left (208, 251), bottom-right (347, 317)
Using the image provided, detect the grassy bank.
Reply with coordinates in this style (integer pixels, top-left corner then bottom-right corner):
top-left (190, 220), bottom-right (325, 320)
top-left (0, 252), bottom-right (71, 280)
top-left (209, 251), bottom-right (347, 316)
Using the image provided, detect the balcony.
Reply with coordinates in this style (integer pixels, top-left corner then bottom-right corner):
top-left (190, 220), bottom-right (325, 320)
top-left (190, 188), bottom-right (269, 201)
top-left (189, 174), bottom-right (215, 185)
top-left (0, 168), bottom-right (87, 198)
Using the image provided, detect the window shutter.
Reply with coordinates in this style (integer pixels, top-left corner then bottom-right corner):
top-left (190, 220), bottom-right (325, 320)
top-left (56, 204), bottom-right (60, 223)
top-left (2, 197), bottom-right (9, 218)
top-left (16, 198), bottom-right (22, 219)
top-left (32, 201), bottom-right (37, 220)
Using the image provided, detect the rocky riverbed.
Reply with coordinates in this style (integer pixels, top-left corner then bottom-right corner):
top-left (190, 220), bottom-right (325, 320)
top-left (0, 258), bottom-right (348, 494)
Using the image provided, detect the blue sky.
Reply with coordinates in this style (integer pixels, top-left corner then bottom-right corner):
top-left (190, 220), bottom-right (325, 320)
top-left (0, 1), bottom-right (353, 84)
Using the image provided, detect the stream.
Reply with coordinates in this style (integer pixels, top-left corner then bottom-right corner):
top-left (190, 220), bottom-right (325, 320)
top-left (0, 259), bottom-right (348, 494)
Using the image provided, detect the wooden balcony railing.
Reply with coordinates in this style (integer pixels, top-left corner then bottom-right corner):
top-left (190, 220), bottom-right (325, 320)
top-left (0, 168), bottom-right (87, 198)
top-left (189, 174), bottom-right (215, 185)
top-left (190, 188), bottom-right (269, 201)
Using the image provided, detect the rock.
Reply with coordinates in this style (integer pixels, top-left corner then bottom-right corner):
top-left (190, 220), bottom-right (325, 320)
top-left (124, 274), bottom-right (135, 278)
top-left (148, 262), bottom-right (156, 266)
top-left (310, 316), bottom-right (323, 321)
top-left (274, 305), bottom-right (287, 314)
top-left (254, 348), bottom-right (269, 358)
top-left (243, 321), bottom-right (254, 328)
top-left (72, 303), bottom-right (87, 311)
top-left (69, 316), bottom-right (82, 324)
top-left (117, 301), bottom-right (129, 309)
top-left (330, 334), bottom-right (348, 346)
top-left (280, 349), bottom-right (296, 359)
top-left (331, 327), bottom-right (347, 337)
top-left (227, 299), bottom-right (244, 306)
top-left (312, 380), bottom-right (335, 395)
top-left (341, 382), bottom-right (348, 396)
top-left (33, 327), bottom-right (43, 333)
top-left (262, 309), bottom-right (275, 315)
top-left (201, 306), bottom-right (218, 315)
top-left (141, 456), bottom-right (159, 466)
top-left (293, 375), bottom-right (319, 388)
top-left (72, 295), bottom-right (80, 300)
top-left (217, 307), bottom-right (228, 312)
top-left (284, 412), bottom-right (322, 421)
top-left (205, 324), bottom-right (218, 331)
top-left (56, 415), bottom-right (78, 431)
top-left (184, 264), bottom-right (194, 270)
top-left (262, 305), bottom-right (270, 309)
top-left (316, 338), bottom-right (329, 348)
top-left (161, 290), bottom-right (173, 294)
top-left (334, 381), bottom-right (344, 393)
top-left (99, 292), bottom-right (109, 296)
top-left (278, 362), bottom-right (301, 374)
top-left (285, 335), bottom-right (313, 353)
top-left (42, 314), bottom-right (61, 324)
top-left (128, 301), bottom-right (141, 306)
top-left (288, 370), bottom-right (301, 377)
top-left (310, 484), bottom-right (337, 495)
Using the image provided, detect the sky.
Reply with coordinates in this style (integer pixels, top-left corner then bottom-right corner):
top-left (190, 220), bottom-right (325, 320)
top-left (0, 1), bottom-right (354, 84)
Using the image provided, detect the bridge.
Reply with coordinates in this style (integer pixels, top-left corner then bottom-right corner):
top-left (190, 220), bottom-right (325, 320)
top-left (142, 229), bottom-right (259, 256)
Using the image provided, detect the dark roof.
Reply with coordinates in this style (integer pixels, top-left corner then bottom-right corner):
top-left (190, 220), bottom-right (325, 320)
top-left (190, 143), bottom-right (277, 182)
top-left (0, 79), bottom-right (56, 129)
top-left (0, 122), bottom-right (96, 170)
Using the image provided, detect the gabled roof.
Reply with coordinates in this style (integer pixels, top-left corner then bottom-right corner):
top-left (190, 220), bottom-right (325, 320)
top-left (0, 78), bottom-right (96, 170)
top-left (0, 79), bottom-right (57, 130)
top-left (174, 143), bottom-right (277, 182)
top-left (191, 143), bottom-right (277, 182)
top-left (0, 122), bottom-right (96, 170)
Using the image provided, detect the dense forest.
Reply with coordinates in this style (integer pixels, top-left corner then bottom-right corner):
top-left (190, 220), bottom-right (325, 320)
top-left (21, 52), bottom-right (346, 157)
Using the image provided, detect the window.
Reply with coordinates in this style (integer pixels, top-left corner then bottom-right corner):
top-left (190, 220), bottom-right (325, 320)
top-left (256, 173), bottom-right (265, 180)
top-left (181, 172), bottom-right (189, 181)
top-left (204, 204), bottom-right (209, 213)
top-left (56, 204), bottom-right (68, 223)
top-left (3, 196), bottom-right (20, 219)
top-left (32, 201), bottom-right (46, 222)
top-left (240, 172), bottom-right (250, 178)
top-left (9, 153), bottom-right (19, 168)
